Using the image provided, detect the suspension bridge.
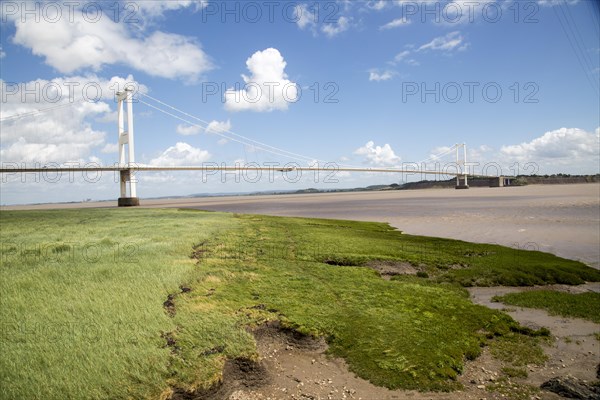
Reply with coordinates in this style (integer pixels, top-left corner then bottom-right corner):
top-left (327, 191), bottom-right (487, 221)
top-left (0, 88), bottom-right (505, 206)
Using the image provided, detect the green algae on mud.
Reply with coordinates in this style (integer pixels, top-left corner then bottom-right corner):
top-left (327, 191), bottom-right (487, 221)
top-left (493, 290), bottom-right (600, 323)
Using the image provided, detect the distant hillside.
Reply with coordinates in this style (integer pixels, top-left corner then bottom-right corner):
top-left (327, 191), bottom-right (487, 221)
top-left (511, 174), bottom-right (599, 185)
top-left (398, 174), bottom-right (599, 190)
top-left (180, 174), bottom-right (600, 200)
top-left (293, 174), bottom-right (599, 194)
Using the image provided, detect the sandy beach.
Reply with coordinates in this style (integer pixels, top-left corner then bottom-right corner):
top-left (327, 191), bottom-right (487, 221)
top-left (5, 183), bottom-right (598, 268)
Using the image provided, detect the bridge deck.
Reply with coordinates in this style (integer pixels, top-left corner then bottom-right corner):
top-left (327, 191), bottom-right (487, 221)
top-left (0, 166), bottom-right (498, 178)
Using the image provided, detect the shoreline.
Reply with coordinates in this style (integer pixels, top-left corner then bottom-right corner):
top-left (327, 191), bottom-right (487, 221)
top-left (2, 181), bottom-right (599, 210)
top-left (2, 183), bottom-right (599, 268)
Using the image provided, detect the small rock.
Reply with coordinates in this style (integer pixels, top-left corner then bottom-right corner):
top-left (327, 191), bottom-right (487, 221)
top-left (541, 376), bottom-right (600, 399)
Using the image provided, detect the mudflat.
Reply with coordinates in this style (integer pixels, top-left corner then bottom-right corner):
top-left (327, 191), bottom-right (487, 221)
top-left (4, 183), bottom-right (599, 267)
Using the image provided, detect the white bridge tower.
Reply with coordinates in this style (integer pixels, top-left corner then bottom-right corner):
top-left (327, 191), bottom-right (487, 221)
top-left (117, 88), bottom-right (140, 206)
top-left (455, 143), bottom-right (469, 189)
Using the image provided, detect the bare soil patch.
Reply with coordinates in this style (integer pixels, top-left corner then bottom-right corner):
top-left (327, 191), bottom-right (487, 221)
top-left (363, 260), bottom-right (418, 279)
top-left (164, 294), bottom-right (176, 317)
top-left (323, 259), bottom-right (418, 279)
top-left (171, 357), bottom-right (270, 400)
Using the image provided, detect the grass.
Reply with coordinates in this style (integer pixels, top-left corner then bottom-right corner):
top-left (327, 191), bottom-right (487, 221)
top-left (492, 290), bottom-right (600, 323)
top-left (1, 209), bottom-right (237, 399)
top-left (485, 377), bottom-right (542, 400)
top-left (1, 209), bottom-right (598, 399)
top-left (501, 367), bottom-right (528, 378)
top-left (489, 332), bottom-right (550, 367)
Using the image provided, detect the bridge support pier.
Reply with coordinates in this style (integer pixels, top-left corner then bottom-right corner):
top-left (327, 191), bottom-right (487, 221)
top-left (455, 177), bottom-right (469, 189)
top-left (118, 197), bottom-right (140, 207)
top-left (489, 176), bottom-right (506, 187)
top-left (118, 170), bottom-right (140, 206)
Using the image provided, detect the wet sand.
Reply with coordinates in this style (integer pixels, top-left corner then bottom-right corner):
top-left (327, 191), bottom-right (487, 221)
top-left (5, 183), bottom-right (597, 267)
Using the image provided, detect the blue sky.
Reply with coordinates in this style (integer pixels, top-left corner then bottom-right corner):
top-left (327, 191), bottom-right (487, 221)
top-left (1, 0), bottom-right (599, 204)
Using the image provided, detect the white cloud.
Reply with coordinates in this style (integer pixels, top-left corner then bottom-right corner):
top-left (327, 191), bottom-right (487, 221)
top-left (426, 146), bottom-right (453, 161)
top-left (0, 74), bottom-right (147, 122)
top-left (368, 69), bottom-right (395, 82)
top-left (0, 137), bottom-right (104, 164)
top-left (101, 143), bottom-right (119, 154)
top-left (136, 1), bottom-right (207, 16)
top-left (354, 141), bottom-right (401, 166)
top-left (0, 75), bottom-right (145, 164)
top-left (381, 33), bottom-right (467, 73)
top-left (224, 48), bottom-right (298, 112)
top-left (8, 4), bottom-right (212, 82)
top-left (380, 18), bottom-right (411, 30)
top-left (418, 31), bottom-right (468, 52)
top-left (537, 0), bottom-right (579, 6)
top-left (500, 127), bottom-right (599, 161)
top-left (368, 0), bottom-right (388, 10)
top-left (293, 4), bottom-right (351, 37)
top-left (434, 0), bottom-right (497, 25)
top-left (322, 16), bottom-right (351, 37)
top-left (205, 120), bottom-right (232, 135)
top-left (174, 119), bottom-right (231, 144)
top-left (176, 124), bottom-right (202, 136)
top-left (375, 50), bottom-right (419, 74)
top-left (394, 50), bottom-right (411, 62)
top-left (468, 144), bottom-right (492, 156)
top-left (0, 45), bottom-right (5, 59)
top-left (424, 128), bottom-right (599, 175)
top-left (150, 142), bottom-right (211, 166)
top-left (128, 32), bottom-right (212, 82)
top-left (378, 50), bottom-right (420, 71)
top-left (294, 4), bottom-right (317, 31)
top-left (393, 0), bottom-right (440, 4)
top-left (392, 50), bottom-right (419, 66)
